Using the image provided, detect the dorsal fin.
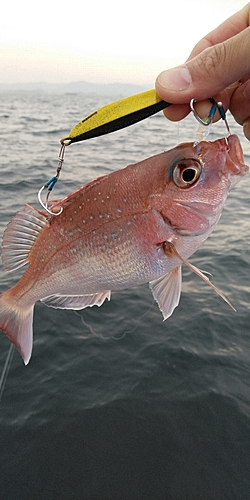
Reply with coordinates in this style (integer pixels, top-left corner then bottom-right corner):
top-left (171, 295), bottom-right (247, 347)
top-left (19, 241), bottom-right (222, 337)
top-left (1, 204), bottom-right (48, 272)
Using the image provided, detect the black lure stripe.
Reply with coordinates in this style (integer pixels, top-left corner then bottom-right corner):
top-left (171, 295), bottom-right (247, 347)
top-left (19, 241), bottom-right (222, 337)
top-left (66, 100), bottom-right (172, 144)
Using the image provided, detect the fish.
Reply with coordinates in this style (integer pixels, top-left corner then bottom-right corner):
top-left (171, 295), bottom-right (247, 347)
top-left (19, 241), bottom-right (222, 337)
top-left (0, 134), bottom-right (248, 364)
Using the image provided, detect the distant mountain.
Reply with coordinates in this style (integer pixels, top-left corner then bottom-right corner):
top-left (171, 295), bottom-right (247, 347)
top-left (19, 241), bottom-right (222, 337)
top-left (0, 81), bottom-right (149, 96)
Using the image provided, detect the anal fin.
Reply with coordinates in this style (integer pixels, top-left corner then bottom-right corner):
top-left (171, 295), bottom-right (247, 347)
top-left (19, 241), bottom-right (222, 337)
top-left (41, 291), bottom-right (111, 310)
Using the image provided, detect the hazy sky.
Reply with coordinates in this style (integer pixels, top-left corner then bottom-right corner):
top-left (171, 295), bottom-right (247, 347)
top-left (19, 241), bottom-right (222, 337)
top-left (1, 0), bottom-right (247, 86)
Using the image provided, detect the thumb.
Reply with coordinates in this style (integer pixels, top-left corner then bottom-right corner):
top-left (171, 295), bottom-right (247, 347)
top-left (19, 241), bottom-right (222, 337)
top-left (156, 27), bottom-right (250, 104)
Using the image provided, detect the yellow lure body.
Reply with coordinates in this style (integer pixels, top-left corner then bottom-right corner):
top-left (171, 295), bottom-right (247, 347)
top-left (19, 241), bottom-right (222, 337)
top-left (61, 89), bottom-right (171, 145)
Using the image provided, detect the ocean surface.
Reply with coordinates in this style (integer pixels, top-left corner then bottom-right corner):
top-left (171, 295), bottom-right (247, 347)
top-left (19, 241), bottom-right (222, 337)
top-left (0, 93), bottom-right (249, 500)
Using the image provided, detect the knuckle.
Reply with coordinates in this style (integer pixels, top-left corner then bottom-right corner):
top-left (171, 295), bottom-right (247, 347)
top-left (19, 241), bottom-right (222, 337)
top-left (194, 42), bottom-right (228, 86)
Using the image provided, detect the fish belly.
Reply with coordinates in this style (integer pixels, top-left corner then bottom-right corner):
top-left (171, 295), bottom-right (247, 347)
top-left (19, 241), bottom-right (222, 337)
top-left (21, 210), bottom-right (177, 302)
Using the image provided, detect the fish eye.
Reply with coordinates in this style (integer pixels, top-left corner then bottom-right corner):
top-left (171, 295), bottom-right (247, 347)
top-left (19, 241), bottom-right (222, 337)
top-left (173, 158), bottom-right (202, 188)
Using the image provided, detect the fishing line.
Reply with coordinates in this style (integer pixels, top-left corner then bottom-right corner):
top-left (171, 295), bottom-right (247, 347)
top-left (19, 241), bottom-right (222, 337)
top-left (73, 310), bottom-right (107, 340)
top-left (112, 298), bottom-right (156, 340)
top-left (0, 344), bottom-right (14, 403)
top-left (73, 297), bottom-right (156, 341)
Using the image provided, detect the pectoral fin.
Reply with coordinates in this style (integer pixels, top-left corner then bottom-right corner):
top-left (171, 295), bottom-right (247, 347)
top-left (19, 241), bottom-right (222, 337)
top-left (162, 241), bottom-right (236, 312)
top-left (149, 266), bottom-right (182, 320)
top-left (179, 258), bottom-right (236, 311)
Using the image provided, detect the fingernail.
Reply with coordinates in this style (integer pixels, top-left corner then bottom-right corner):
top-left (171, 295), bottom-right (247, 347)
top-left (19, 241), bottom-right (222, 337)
top-left (243, 80), bottom-right (250, 100)
top-left (157, 66), bottom-right (192, 91)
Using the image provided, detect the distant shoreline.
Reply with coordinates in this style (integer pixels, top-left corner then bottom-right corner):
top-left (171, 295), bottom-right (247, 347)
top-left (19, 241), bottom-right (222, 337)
top-left (0, 81), bottom-right (149, 96)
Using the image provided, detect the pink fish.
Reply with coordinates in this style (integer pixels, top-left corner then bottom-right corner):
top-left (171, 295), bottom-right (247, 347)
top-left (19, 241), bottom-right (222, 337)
top-left (0, 134), bottom-right (248, 364)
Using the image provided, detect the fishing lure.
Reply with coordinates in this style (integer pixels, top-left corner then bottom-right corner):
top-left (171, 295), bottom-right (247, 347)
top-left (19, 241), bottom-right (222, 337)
top-left (60, 89), bottom-right (171, 145)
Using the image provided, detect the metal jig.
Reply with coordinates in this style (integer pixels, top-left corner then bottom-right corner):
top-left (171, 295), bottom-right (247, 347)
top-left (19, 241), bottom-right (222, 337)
top-left (38, 142), bottom-right (65, 216)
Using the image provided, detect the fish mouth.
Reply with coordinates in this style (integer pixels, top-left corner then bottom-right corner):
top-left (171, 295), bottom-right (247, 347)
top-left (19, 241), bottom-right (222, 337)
top-left (226, 135), bottom-right (249, 177)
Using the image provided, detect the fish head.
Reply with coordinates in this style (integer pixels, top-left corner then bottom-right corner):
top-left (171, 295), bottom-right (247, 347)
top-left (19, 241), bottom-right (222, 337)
top-left (152, 134), bottom-right (248, 236)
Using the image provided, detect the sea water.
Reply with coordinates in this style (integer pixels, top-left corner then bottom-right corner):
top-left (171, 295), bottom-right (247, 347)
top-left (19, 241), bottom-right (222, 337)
top-left (0, 93), bottom-right (249, 499)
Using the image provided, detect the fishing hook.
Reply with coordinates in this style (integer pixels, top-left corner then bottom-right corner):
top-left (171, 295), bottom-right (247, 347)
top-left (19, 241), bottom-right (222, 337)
top-left (190, 98), bottom-right (231, 135)
top-left (38, 143), bottom-right (65, 216)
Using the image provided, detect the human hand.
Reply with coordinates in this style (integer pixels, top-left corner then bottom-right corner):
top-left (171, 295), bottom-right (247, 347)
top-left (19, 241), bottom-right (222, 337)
top-left (155, 3), bottom-right (250, 140)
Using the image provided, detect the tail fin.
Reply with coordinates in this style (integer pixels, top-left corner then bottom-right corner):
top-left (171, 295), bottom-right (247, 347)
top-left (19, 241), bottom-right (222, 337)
top-left (0, 291), bottom-right (34, 365)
